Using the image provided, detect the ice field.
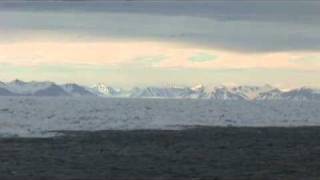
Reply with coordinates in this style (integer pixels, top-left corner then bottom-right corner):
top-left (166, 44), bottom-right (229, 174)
top-left (0, 97), bottom-right (320, 137)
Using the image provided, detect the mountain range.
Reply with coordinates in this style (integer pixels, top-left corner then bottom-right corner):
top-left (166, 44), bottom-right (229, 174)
top-left (0, 79), bottom-right (320, 101)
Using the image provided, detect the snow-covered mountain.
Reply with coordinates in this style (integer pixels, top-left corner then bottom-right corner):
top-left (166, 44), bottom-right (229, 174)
top-left (0, 80), bottom-right (320, 101)
top-left (229, 85), bottom-right (274, 99)
top-left (255, 87), bottom-right (320, 101)
top-left (91, 83), bottom-right (127, 97)
top-left (199, 85), bottom-right (278, 100)
top-left (128, 85), bottom-right (280, 100)
top-left (207, 86), bottom-right (246, 100)
top-left (130, 86), bottom-right (194, 98)
top-left (190, 84), bottom-right (207, 98)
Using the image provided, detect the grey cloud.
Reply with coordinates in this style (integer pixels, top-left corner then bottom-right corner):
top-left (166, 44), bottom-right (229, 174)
top-left (0, 1), bottom-right (320, 52)
top-left (1, 1), bottom-right (320, 24)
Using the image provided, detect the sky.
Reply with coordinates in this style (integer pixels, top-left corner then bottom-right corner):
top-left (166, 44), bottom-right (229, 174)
top-left (0, 1), bottom-right (320, 88)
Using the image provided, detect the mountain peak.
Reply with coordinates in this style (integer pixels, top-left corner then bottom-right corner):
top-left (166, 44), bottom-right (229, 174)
top-left (191, 84), bottom-right (205, 91)
top-left (0, 80), bottom-right (320, 100)
top-left (62, 83), bottom-right (95, 96)
top-left (11, 79), bottom-right (26, 85)
top-left (92, 83), bottom-right (123, 96)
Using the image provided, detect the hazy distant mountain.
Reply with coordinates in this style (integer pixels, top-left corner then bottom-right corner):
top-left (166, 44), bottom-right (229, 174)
top-left (62, 83), bottom-right (96, 96)
top-left (4, 79), bottom-right (54, 95)
top-left (0, 80), bottom-right (320, 100)
top-left (255, 88), bottom-right (282, 100)
top-left (130, 86), bottom-right (193, 98)
top-left (0, 87), bottom-right (16, 96)
top-left (279, 87), bottom-right (320, 101)
top-left (33, 84), bottom-right (70, 96)
top-left (255, 87), bottom-right (320, 101)
top-left (1, 80), bottom-right (94, 97)
top-left (0, 81), bottom-right (6, 88)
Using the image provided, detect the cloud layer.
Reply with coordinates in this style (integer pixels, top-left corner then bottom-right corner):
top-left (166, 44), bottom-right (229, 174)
top-left (1, 41), bottom-right (320, 70)
top-left (0, 1), bottom-right (319, 88)
top-left (0, 1), bottom-right (320, 52)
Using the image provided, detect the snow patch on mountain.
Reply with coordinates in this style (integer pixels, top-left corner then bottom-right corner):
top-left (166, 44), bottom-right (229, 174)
top-left (230, 85), bottom-right (274, 100)
top-left (208, 86), bottom-right (245, 100)
top-left (91, 83), bottom-right (126, 97)
top-left (0, 80), bottom-right (320, 101)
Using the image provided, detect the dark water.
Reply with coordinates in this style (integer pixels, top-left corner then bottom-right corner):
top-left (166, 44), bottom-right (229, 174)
top-left (1, 127), bottom-right (320, 180)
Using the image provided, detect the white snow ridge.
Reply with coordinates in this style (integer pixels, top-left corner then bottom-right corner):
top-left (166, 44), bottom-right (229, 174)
top-left (1, 80), bottom-right (320, 100)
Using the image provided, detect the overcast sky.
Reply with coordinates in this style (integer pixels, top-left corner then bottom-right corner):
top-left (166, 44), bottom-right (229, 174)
top-left (0, 1), bottom-right (319, 88)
